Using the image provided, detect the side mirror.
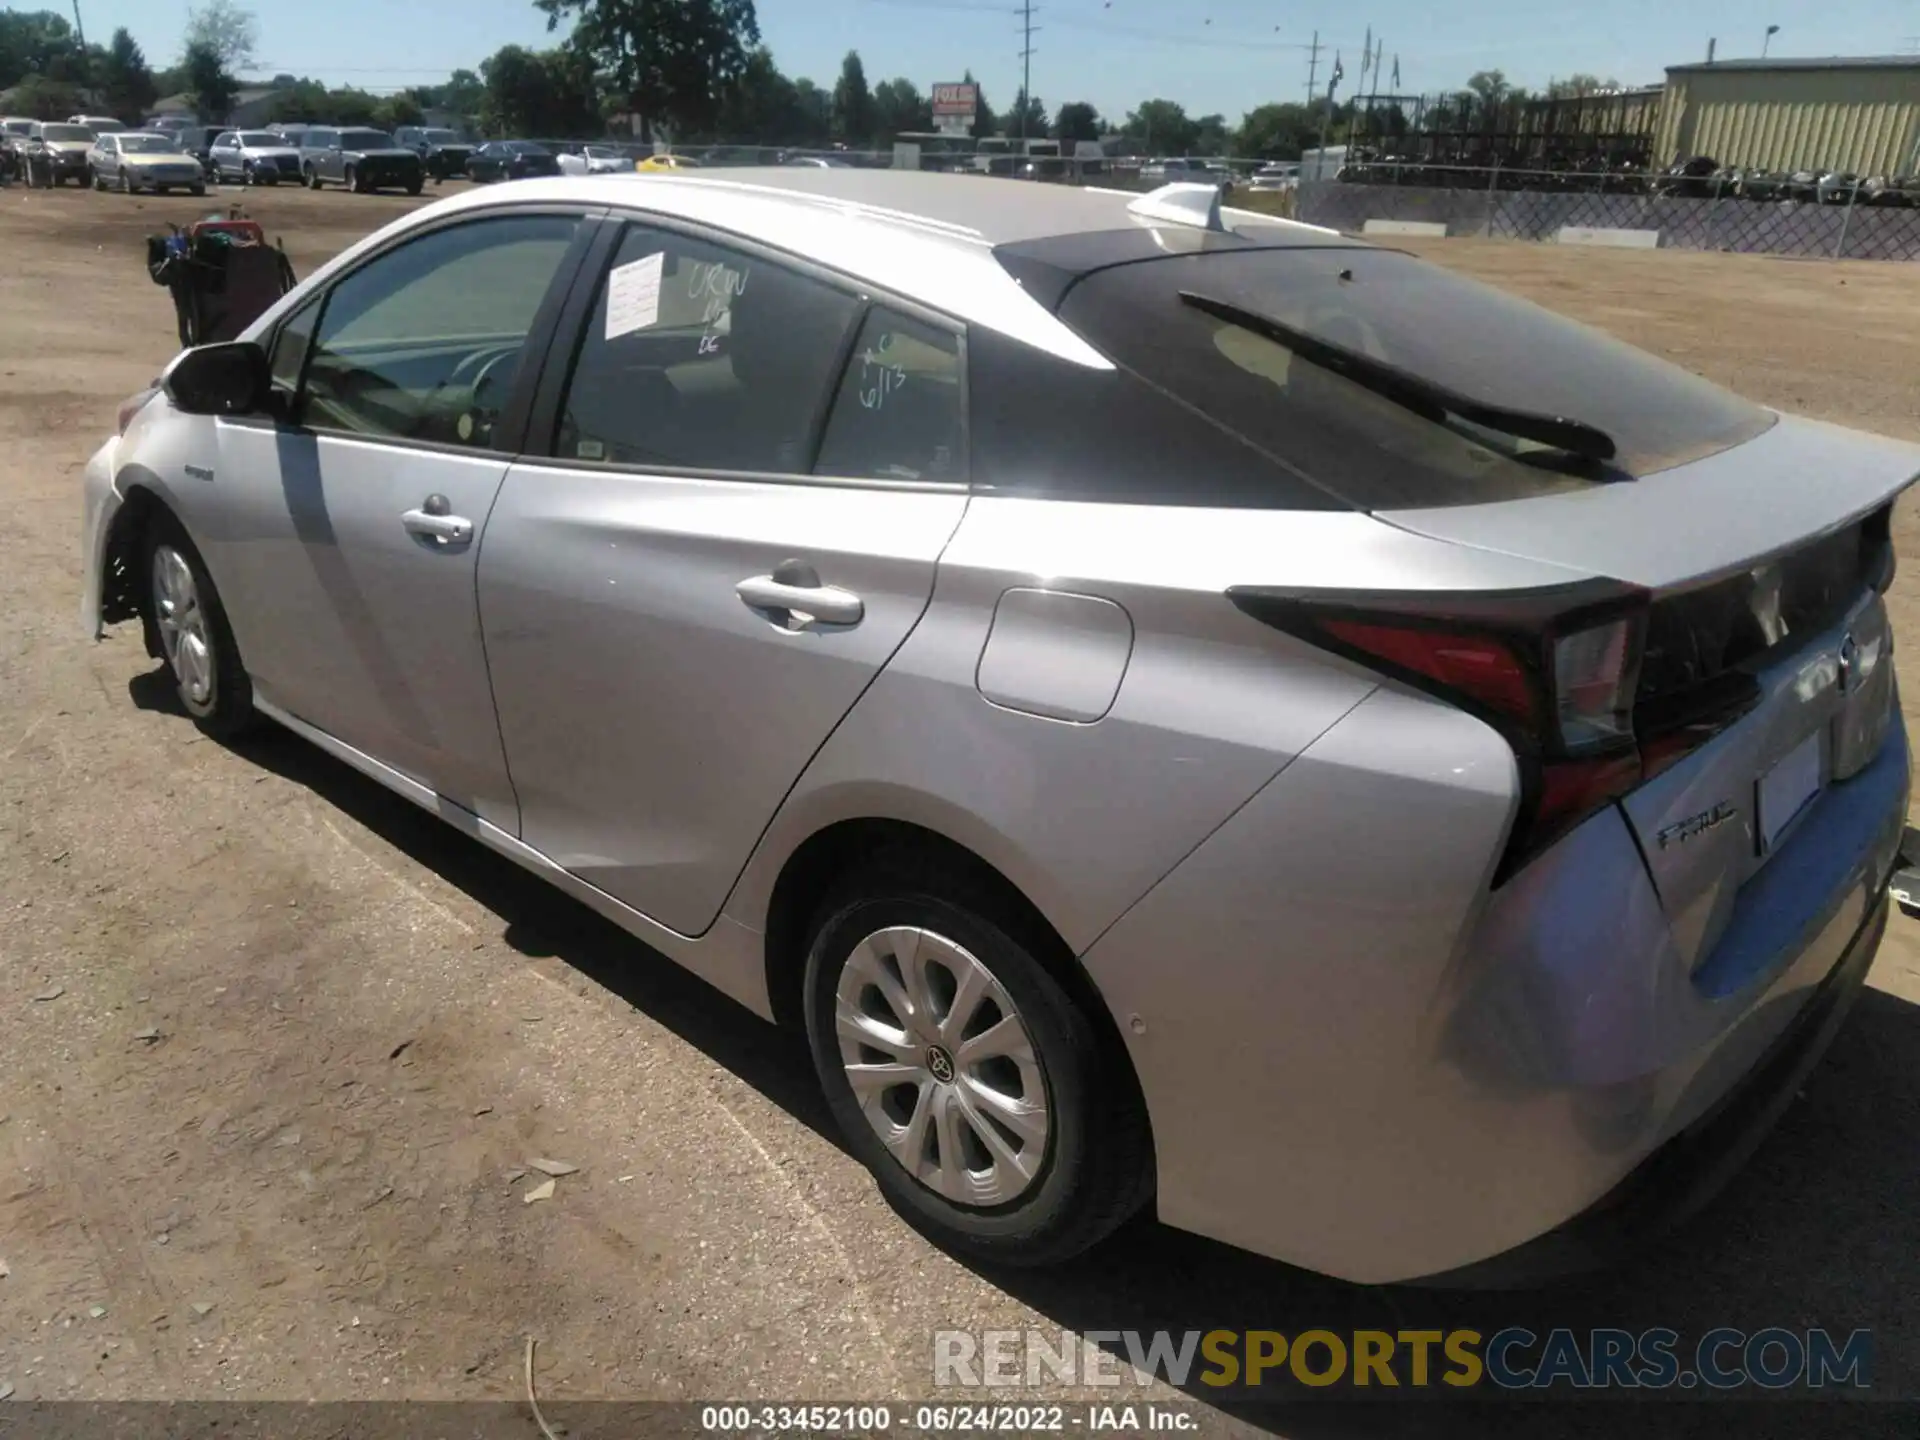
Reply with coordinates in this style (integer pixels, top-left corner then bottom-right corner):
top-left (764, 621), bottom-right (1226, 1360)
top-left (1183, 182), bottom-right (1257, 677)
top-left (162, 341), bottom-right (271, 417)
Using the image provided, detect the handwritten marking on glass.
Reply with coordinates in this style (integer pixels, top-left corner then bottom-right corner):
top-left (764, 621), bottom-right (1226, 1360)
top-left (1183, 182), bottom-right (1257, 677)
top-left (605, 252), bottom-right (665, 340)
top-left (858, 332), bottom-right (907, 411)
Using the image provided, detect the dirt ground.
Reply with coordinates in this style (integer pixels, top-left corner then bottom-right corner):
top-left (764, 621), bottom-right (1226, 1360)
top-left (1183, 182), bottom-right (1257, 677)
top-left (4, 182), bottom-right (1920, 1428)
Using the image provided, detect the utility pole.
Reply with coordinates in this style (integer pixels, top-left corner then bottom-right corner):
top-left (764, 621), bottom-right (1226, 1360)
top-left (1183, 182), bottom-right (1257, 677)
top-left (1016, 0), bottom-right (1039, 140)
top-left (69, 0), bottom-right (84, 48)
top-left (1304, 29), bottom-right (1320, 109)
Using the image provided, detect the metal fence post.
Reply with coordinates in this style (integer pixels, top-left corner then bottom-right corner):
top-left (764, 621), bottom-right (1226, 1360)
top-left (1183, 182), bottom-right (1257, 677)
top-left (1834, 177), bottom-right (1861, 260)
top-left (1484, 160), bottom-right (1499, 238)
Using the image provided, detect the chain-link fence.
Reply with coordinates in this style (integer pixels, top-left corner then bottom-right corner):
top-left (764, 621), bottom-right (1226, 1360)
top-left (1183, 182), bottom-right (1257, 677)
top-left (1295, 170), bottom-right (1920, 261)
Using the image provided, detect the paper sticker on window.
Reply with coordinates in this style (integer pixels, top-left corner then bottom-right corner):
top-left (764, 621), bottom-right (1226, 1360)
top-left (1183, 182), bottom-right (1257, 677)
top-left (605, 251), bottom-right (665, 339)
top-left (577, 439), bottom-right (606, 460)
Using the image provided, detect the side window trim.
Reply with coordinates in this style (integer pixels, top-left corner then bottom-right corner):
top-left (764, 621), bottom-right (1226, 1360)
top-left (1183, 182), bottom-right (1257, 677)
top-left (523, 210), bottom-right (970, 490)
top-left (243, 205), bottom-right (606, 455)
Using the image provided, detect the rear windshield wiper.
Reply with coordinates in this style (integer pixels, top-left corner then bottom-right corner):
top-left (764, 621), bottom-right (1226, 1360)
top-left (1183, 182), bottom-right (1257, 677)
top-left (1178, 290), bottom-right (1620, 464)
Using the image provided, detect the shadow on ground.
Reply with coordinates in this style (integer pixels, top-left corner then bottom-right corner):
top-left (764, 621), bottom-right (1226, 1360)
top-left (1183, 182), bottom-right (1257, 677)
top-left (193, 690), bottom-right (1920, 1436)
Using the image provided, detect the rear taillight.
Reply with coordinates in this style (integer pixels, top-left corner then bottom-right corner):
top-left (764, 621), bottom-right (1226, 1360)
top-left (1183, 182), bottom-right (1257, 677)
top-left (1231, 582), bottom-right (1651, 882)
top-left (116, 386), bottom-right (158, 435)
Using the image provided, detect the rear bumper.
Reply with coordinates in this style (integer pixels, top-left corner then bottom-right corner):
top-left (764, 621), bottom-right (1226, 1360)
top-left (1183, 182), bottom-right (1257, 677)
top-left (1080, 684), bottom-right (1909, 1284)
top-left (1413, 884), bottom-right (1889, 1287)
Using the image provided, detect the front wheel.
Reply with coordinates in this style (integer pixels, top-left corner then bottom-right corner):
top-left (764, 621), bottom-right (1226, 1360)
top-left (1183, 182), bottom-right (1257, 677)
top-left (143, 515), bottom-right (255, 740)
top-left (802, 856), bottom-right (1153, 1266)
top-left (405, 176), bottom-right (423, 196)
top-left (189, 182), bottom-right (206, 196)
top-left (305, 166), bottom-right (321, 189)
top-left (345, 165), bottom-right (362, 193)
top-left (119, 167), bottom-right (135, 193)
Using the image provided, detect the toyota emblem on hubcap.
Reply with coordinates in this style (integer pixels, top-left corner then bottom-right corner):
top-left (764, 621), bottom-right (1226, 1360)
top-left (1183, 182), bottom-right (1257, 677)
top-left (926, 1045), bottom-right (956, 1084)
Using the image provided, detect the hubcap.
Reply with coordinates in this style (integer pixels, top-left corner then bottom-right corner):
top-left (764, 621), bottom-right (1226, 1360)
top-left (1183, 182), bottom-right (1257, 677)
top-left (151, 545), bottom-right (214, 707)
top-left (834, 926), bottom-right (1051, 1207)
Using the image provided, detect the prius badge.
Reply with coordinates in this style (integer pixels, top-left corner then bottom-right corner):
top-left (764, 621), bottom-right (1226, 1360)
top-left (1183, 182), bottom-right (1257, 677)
top-left (1657, 801), bottom-right (1737, 850)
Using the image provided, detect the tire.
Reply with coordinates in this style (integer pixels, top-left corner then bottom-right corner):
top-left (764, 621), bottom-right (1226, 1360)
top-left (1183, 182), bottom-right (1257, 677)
top-left (802, 853), bottom-right (1152, 1267)
top-left (305, 166), bottom-right (320, 189)
top-left (345, 165), bottom-right (361, 193)
top-left (189, 183), bottom-right (206, 196)
top-left (119, 167), bottom-right (135, 194)
top-left (91, 166), bottom-right (103, 190)
top-left (405, 176), bottom-right (423, 196)
top-left (141, 513), bottom-right (256, 741)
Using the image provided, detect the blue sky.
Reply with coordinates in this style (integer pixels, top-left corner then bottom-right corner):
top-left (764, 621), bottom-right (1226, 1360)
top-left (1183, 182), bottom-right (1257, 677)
top-left (81, 0), bottom-right (1919, 123)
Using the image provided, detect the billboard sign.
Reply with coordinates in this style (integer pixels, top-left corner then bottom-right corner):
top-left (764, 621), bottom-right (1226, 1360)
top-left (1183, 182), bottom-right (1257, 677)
top-left (931, 82), bottom-right (979, 118)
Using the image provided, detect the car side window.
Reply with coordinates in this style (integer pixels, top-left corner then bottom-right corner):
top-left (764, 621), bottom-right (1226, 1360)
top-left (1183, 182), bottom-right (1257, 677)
top-left (296, 214), bottom-right (579, 449)
top-left (269, 292), bottom-right (321, 395)
top-left (813, 308), bottom-right (963, 483)
top-left (553, 225), bottom-right (861, 474)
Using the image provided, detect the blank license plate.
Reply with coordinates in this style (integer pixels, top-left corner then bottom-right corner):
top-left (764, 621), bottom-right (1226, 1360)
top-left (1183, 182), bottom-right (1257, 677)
top-left (1758, 731), bottom-right (1823, 852)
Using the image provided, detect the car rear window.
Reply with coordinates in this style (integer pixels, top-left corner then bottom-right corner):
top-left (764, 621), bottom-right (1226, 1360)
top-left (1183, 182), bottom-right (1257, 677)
top-left (1056, 247), bottom-right (1775, 509)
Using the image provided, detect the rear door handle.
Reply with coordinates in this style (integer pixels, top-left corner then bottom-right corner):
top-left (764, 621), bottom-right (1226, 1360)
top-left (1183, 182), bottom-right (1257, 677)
top-left (401, 509), bottom-right (474, 545)
top-left (736, 574), bottom-right (864, 627)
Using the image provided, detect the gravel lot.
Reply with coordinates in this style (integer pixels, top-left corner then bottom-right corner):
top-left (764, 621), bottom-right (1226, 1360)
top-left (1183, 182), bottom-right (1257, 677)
top-left (3, 182), bottom-right (1920, 1431)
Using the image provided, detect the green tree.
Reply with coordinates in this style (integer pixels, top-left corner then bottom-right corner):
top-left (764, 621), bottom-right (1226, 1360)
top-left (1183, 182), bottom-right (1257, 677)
top-left (98, 28), bottom-right (158, 120)
top-left (1192, 113), bottom-right (1229, 155)
top-left (1126, 98), bottom-right (1196, 154)
top-left (1235, 101), bottom-right (1313, 158)
top-left (1052, 99), bottom-right (1099, 144)
top-left (1001, 88), bottom-right (1044, 140)
top-left (962, 68), bottom-right (992, 139)
top-left (831, 49), bottom-right (871, 145)
top-left (534, 0), bottom-right (758, 139)
top-left (373, 93), bottom-right (425, 129)
top-left (6, 72), bottom-right (82, 118)
top-left (871, 77), bottom-right (929, 138)
top-left (181, 40), bottom-right (236, 121)
top-left (791, 76), bottom-right (830, 146)
top-left (478, 44), bottom-right (600, 137)
top-left (716, 46), bottom-right (790, 141)
top-left (0, 10), bottom-right (79, 90)
top-left (182, 0), bottom-right (257, 72)
top-left (1545, 73), bottom-right (1621, 100)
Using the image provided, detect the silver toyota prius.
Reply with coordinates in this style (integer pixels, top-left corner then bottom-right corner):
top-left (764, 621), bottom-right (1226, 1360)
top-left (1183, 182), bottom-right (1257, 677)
top-left (82, 171), bottom-right (1917, 1284)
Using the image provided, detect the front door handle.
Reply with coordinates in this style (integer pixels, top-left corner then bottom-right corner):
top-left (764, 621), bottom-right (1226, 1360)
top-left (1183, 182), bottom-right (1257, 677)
top-left (736, 572), bottom-right (865, 627)
top-left (401, 508), bottom-right (474, 545)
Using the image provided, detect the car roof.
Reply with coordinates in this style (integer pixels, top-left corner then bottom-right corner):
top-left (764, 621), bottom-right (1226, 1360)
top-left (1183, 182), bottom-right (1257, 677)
top-left (266, 169), bottom-right (1349, 370)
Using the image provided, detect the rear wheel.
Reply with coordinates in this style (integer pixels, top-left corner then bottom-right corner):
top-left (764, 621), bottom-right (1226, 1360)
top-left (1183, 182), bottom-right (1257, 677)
top-left (142, 514), bottom-right (255, 740)
top-left (802, 854), bottom-right (1152, 1266)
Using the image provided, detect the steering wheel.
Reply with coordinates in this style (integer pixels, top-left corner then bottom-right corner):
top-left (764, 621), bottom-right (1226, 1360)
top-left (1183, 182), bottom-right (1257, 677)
top-left (420, 344), bottom-right (519, 443)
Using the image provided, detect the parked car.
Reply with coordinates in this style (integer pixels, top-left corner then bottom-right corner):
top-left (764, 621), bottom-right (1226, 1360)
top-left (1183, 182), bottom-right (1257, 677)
top-left (209, 129), bottom-right (304, 185)
top-left (556, 142), bottom-right (633, 176)
top-left (84, 171), bottom-right (1919, 1283)
top-left (394, 125), bottom-right (473, 180)
top-left (1249, 162), bottom-right (1299, 192)
top-left (170, 125), bottom-right (219, 176)
top-left (1, 116), bottom-right (36, 177)
top-left (634, 152), bottom-right (700, 172)
top-left (68, 114), bottom-right (125, 134)
top-left (465, 140), bottom-right (561, 183)
top-left (300, 126), bottom-right (424, 193)
top-left (88, 131), bottom-right (206, 194)
top-left (785, 155), bottom-right (851, 168)
top-left (265, 123), bottom-right (311, 147)
top-left (24, 121), bottom-right (96, 185)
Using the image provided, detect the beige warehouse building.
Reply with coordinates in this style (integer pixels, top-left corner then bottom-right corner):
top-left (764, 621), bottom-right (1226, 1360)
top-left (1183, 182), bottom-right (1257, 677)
top-left (1656, 56), bottom-right (1920, 176)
